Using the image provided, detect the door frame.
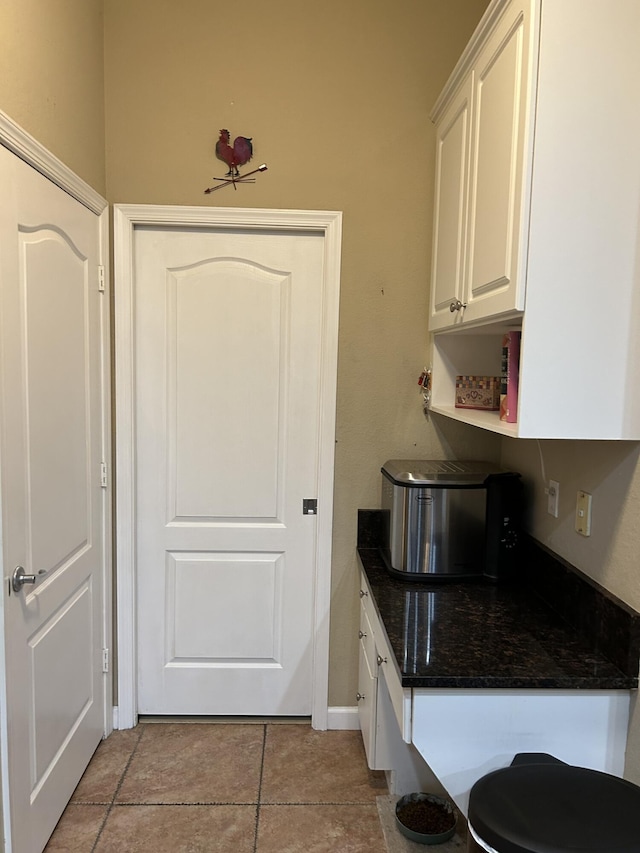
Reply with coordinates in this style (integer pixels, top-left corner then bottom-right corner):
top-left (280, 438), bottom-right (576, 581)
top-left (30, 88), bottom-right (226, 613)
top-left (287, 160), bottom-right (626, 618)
top-left (0, 107), bottom-right (112, 849)
top-left (113, 204), bottom-right (342, 730)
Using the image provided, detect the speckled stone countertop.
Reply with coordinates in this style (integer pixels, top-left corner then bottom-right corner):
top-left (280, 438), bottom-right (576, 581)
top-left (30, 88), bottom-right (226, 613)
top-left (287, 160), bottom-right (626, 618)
top-left (357, 511), bottom-right (640, 691)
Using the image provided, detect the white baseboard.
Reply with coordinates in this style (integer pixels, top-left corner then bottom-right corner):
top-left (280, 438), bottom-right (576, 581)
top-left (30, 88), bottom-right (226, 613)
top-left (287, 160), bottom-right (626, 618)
top-left (327, 706), bottom-right (360, 730)
top-left (112, 704), bottom-right (360, 732)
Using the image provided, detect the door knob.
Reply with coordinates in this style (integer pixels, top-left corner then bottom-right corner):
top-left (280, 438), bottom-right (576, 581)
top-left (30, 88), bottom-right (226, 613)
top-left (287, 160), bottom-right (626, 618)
top-left (12, 566), bottom-right (46, 593)
top-left (449, 299), bottom-right (467, 312)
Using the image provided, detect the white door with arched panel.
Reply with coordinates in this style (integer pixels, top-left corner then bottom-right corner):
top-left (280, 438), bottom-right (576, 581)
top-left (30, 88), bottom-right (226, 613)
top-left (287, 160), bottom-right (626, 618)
top-left (0, 142), bottom-right (109, 853)
top-left (130, 217), bottom-right (339, 717)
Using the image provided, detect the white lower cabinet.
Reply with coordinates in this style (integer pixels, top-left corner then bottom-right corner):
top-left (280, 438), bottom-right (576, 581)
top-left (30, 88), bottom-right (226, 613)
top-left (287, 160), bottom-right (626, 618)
top-left (357, 572), bottom-right (445, 795)
top-left (357, 571), bottom-right (631, 815)
top-left (411, 689), bottom-right (630, 818)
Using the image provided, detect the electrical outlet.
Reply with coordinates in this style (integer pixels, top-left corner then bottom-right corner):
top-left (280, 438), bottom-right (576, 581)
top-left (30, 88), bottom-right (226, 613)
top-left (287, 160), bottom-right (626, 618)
top-left (547, 480), bottom-right (560, 517)
top-left (575, 490), bottom-right (592, 536)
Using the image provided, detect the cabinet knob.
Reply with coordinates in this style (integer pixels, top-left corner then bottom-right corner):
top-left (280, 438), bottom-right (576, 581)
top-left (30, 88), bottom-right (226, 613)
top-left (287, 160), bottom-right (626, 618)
top-left (356, 692), bottom-right (365, 702)
top-left (377, 654), bottom-right (387, 666)
top-left (449, 299), bottom-right (467, 312)
top-left (359, 589), bottom-right (368, 598)
top-left (358, 630), bottom-right (367, 639)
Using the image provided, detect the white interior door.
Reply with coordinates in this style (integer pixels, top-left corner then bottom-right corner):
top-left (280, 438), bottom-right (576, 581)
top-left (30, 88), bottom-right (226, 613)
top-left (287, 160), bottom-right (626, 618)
top-left (0, 144), bottom-right (108, 853)
top-left (134, 223), bottom-right (330, 715)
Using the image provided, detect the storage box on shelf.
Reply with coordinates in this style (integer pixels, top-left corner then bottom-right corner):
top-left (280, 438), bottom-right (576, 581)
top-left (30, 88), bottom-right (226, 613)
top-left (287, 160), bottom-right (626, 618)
top-left (428, 0), bottom-right (640, 439)
top-left (454, 375), bottom-right (500, 412)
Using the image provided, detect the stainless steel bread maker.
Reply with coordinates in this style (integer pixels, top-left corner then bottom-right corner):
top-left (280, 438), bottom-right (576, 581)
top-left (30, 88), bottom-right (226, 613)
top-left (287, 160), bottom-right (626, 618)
top-left (380, 460), bottom-right (522, 581)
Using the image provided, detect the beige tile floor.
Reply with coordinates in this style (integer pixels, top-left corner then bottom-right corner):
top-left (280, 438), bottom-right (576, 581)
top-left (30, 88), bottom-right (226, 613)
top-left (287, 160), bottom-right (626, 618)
top-left (44, 721), bottom-right (389, 853)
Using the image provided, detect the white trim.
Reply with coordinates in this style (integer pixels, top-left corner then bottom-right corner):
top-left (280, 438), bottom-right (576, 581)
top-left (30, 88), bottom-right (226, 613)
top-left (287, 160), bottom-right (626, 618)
top-left (0, 108), bottom-right (107, 215)
top-left (327, 707), bottom-right (360, 730)
top-left (98, 208), bottom-right (114, 739)
top-left (114, 204), bottom-right (342, 730)
top-left (430, 0), bottom-right (513, 122)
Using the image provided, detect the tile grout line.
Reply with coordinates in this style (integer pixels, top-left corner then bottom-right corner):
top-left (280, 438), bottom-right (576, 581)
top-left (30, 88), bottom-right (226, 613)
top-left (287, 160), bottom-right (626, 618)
top-left (252, 723), bottom-right (268, 853)
top-left (89, 724), bottom-right (146, 853)
top-left (99, 800), bottom-right (261, 806)
top-left (250, 801), bottom-right (382, 806)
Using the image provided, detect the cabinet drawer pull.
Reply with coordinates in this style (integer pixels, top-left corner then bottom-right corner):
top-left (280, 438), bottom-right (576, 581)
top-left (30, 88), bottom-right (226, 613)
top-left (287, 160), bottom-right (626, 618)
top-left (358, 630), bottom-right (367, 639)
top-left (359, 589), bottom-right (368, 598)
top-left (449, 299), bottom-right (467, 312)
top-left (377, 654), bottom-right (387, 665)
top-left (356, 692), bottom-right (365, 702)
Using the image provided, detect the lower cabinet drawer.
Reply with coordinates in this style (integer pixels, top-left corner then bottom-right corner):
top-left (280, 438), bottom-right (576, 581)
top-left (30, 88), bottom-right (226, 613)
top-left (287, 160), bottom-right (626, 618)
top-left (357, 635), bottom-right (377, 766)
top-left (359, 572), bottom-right (408, 739)
top-left (359, 569), bottom-right (412, 743)
top-left (359, 602), bottom-right (376, 676)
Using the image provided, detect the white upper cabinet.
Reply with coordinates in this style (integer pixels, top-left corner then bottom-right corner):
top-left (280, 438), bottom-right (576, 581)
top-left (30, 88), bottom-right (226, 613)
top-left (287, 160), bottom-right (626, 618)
top-left (430, 74), bottom-right (473, 327)
top-left (430, 0), bottom-right (533, 331)
top-left (428, 0), bottom-right (640, 439)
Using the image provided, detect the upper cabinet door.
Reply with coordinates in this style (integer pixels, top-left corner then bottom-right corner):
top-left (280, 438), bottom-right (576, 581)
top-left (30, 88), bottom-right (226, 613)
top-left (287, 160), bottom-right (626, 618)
top-left (429, 74), bottom-right (473, 331)
top-left (464, 2), bottom-right (531, 322)
top-left (429, 0), bottom-right (534, 331)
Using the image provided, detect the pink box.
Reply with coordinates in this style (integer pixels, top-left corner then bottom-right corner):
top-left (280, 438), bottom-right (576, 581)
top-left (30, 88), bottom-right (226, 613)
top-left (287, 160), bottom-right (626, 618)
top-left (500, 331), bottom-right (521, 423)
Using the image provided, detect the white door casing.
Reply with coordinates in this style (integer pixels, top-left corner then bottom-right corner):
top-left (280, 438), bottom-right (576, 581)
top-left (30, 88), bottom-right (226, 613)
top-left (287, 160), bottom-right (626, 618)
top-left (0, 111), bottom-right (111, 853)
top-left (115, 206), bottom-right (341, 728)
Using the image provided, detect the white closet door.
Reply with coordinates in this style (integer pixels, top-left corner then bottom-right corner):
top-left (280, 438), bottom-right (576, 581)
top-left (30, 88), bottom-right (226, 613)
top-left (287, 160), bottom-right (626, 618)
top-left (134, 224), bottom-right (325, 715)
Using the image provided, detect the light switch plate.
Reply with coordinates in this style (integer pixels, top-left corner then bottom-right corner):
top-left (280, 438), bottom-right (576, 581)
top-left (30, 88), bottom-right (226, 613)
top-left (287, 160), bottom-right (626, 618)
top-left (547, 480), bottom-right (560, 517)
top-left (575, 490), bottom-right (592, 536)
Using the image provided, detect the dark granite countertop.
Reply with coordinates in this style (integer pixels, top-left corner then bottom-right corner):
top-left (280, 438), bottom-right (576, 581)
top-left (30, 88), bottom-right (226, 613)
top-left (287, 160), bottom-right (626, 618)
top-left (358, 544), bottom-right (639, 691)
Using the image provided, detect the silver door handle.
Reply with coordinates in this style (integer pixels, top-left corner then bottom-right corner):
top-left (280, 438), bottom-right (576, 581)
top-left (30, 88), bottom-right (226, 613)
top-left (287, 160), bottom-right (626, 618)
top-left (12, 566), bottom-right (46, 593)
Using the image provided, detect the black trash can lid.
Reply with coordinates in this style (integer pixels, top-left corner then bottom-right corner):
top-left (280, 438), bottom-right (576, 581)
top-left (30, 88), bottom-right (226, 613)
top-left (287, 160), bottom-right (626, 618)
top-left (468, 762), bottom-right (640, 853)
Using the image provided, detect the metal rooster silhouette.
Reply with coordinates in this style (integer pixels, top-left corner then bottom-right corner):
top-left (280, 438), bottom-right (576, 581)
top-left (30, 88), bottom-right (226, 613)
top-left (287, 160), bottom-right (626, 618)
top-left (204, 129), bottom-right (267, 194)
top-left (216, 129), bottom-right (253, 177)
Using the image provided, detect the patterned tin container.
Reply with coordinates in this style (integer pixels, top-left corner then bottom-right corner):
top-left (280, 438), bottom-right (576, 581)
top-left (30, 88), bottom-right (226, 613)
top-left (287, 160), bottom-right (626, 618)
top-left (455, 375), bottom-right (500, 411)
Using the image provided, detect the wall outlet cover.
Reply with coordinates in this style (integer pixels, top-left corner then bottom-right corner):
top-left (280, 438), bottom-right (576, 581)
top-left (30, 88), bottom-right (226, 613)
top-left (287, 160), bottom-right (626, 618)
top-left (547, 479), bottom-right (560, 518)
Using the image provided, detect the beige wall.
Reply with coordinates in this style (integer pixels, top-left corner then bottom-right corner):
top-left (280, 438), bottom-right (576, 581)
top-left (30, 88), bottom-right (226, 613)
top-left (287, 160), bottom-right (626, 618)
top-left (103, 0), bottom-right (498, 709)
top-left (0, 0), bottom-right (106, 194)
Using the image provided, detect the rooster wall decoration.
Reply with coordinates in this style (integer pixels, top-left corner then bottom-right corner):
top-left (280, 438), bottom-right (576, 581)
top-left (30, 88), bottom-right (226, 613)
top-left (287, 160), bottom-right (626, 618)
top-left (204, 129), bottom-right (268, 194)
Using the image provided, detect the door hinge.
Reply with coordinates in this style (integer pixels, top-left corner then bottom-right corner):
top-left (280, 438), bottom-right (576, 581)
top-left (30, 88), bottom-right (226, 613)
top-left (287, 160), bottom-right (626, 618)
top-left (102, 648), bottom-right (110, 673)
top-left (100, 462), bottom-right (108, 488)
top-left (303, 499), bottom-right (317, 515)
top-left (98, 265), bottom-right (105, 292)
